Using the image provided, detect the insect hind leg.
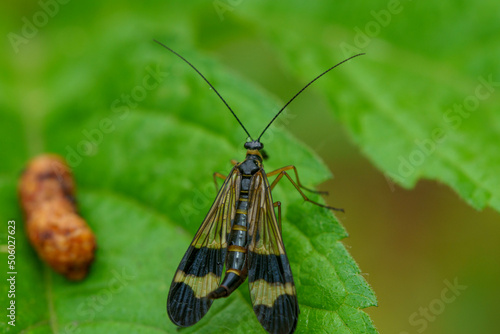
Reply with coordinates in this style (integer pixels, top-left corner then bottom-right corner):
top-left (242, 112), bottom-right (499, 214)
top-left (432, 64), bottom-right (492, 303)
top-left (269, 169), bottom-right (344, 212)
top-left (274, 201), bottom-right (282, 231)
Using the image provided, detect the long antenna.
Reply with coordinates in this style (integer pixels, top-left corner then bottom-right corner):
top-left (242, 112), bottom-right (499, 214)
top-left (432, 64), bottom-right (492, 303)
top-left (154, 40), bottom-right (253, 140)
top-left (257, 53), bottom-right (365, 141)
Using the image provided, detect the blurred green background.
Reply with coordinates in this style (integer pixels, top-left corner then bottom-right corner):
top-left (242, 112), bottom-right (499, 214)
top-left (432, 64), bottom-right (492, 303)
top-left (1, 0), bottom-right (500, 333)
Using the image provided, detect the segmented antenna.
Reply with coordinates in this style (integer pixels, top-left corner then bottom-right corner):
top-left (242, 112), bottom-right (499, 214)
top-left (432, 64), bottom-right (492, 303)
top-left (155, 40), bottom-right (364, 143)
top-left (154, 40), bottom-right (253, 140)
top-left (257, 53), bottom-right (365, 141)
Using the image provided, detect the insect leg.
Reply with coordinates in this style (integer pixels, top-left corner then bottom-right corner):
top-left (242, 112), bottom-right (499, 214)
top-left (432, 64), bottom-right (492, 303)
top-left (213, 172), bottom-right (226, 191)
top-left (267, 165), bottom-right (328, 195)
top-left (269, 170), bottom-right (344, 212)
top-left (212, 161), bottom-right (238, 191)
top-left (274, 201), bottom-right (282, 231)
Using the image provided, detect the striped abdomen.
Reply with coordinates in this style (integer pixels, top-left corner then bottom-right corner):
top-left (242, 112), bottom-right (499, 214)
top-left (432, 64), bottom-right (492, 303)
top-left (208, 158), bottom-right (259, 299)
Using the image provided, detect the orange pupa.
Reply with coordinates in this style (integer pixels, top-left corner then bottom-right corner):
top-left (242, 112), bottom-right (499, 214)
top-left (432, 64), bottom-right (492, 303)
top-left (19, 154), bottom-right (96, 280)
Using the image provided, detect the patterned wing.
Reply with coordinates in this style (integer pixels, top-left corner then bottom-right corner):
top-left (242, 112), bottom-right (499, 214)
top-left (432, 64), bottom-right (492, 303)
top-left (247, 170), bottom-right (299, 334)
top-left (167, 167), bottom-right (241, 327)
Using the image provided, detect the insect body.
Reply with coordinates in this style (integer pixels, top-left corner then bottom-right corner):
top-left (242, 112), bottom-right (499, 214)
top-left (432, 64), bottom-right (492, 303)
top-left (155, 40), bottom-right (363, 334)
top-left (168, 141), bottom-right (298, 333)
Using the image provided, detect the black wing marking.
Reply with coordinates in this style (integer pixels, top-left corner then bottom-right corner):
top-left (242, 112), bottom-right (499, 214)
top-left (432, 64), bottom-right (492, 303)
top-left (247, 170), bottom-right (299, 334)
top-left (167, 167), bottom-right (241, 327)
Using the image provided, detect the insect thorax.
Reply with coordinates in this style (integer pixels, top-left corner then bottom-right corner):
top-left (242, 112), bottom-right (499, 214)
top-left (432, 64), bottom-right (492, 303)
top-left (238, 154), bottom-right (262, 175)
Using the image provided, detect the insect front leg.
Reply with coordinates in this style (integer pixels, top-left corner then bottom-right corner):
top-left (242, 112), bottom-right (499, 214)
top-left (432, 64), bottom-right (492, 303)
top-left (266, 165), bottom-right (328, 195)
top-left (213, 172), bottom-right (226, 192)
top-left (269, 168), bottom-right (344, 212)
top-left (213, 160), bottom-right (239, 191)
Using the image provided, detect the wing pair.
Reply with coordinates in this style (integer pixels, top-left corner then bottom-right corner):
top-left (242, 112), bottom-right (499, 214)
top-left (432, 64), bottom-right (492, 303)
top-left (167, 167), bottom-right (298, 334)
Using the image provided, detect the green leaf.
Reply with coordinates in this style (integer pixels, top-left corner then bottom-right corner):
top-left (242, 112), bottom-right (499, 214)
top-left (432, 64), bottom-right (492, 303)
top-left (0, 2), bottom-right (376, 333)
top-left (216, 0), bottom-right (500, 213)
